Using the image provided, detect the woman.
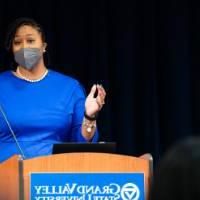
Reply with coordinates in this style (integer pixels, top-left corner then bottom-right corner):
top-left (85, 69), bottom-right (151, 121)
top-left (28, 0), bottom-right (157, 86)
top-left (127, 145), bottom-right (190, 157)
top-left (0, 17), bottom-right (106, 162)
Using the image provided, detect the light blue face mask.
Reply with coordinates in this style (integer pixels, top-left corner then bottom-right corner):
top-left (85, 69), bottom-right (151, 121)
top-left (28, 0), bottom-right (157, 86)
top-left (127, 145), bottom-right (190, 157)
top-left (14, 48), bottom-right (42, 70)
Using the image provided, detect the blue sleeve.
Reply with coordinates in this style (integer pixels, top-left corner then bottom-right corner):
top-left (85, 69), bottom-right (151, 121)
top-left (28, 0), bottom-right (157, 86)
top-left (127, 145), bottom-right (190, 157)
top-left (70, 82), bottom-right (99, 142)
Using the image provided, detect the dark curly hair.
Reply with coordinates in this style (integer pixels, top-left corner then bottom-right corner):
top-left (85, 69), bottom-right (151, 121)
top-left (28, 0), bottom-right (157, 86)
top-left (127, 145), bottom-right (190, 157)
top-left (5, 17), bottom-right (49, 69)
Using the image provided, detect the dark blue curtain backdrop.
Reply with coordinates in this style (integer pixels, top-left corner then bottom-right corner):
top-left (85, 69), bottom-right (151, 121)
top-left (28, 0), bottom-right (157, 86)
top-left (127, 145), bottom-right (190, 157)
top-left (0, 0), bottom-right (199, 165)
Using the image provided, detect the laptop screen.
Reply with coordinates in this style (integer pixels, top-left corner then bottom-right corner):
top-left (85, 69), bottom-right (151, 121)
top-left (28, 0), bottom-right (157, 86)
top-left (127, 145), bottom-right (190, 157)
top-left (52, 142), bottom-right (116, 154)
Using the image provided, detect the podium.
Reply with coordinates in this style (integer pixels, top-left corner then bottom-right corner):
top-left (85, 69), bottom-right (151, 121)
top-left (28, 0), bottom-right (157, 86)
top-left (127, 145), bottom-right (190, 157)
top-left (0, 153), bottom-right (152, 200)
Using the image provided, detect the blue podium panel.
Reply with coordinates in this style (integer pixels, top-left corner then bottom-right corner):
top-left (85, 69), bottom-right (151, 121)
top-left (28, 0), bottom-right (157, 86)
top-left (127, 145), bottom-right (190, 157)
top-left (30, 173), bottom-right (145, 200)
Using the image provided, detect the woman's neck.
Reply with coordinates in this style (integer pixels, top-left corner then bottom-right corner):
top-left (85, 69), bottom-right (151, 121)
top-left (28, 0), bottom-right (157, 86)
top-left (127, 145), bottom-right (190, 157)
top-left (12, 58), bottom-right (49, 83)
top-left (16, 60), bottom-right (47, 80)
top-left (15, 66), bottom-right (48, 83)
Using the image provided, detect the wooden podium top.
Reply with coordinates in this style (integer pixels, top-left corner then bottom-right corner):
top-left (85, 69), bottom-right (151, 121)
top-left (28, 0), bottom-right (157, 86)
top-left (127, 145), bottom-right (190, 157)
top-left (0, 153), bottom-right (152, 200)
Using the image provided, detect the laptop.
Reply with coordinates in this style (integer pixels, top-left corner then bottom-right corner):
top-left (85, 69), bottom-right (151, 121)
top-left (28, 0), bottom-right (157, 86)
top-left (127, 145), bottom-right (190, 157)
top-left (52, 142), bottom-right (116, 154)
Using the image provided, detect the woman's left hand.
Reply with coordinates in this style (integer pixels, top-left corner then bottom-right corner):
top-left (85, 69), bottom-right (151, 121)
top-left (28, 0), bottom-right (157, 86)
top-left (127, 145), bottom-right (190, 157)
top-left (85, 84), bottom-right (106, 117)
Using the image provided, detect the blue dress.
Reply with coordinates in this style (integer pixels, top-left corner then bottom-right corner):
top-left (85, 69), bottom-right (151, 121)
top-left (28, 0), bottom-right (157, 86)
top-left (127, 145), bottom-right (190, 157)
top-left (0, 70), bottom-right (98, 162)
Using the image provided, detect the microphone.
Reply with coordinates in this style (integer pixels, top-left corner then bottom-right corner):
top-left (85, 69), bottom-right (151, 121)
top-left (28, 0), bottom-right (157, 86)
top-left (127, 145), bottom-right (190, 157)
top-left (0, 104), bottom-right (26, 160)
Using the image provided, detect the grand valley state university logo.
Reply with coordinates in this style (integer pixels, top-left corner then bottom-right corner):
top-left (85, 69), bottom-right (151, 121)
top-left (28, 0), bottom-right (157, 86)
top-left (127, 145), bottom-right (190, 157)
top-left (31, 173), bottom-right (144, 200)
top-left (121, 183), bottom-right (140, 200)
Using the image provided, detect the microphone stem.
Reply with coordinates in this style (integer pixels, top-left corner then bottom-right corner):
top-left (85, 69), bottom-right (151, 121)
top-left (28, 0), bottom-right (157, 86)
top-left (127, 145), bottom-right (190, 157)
top-left (0, 105), bottom-right (26, 159)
